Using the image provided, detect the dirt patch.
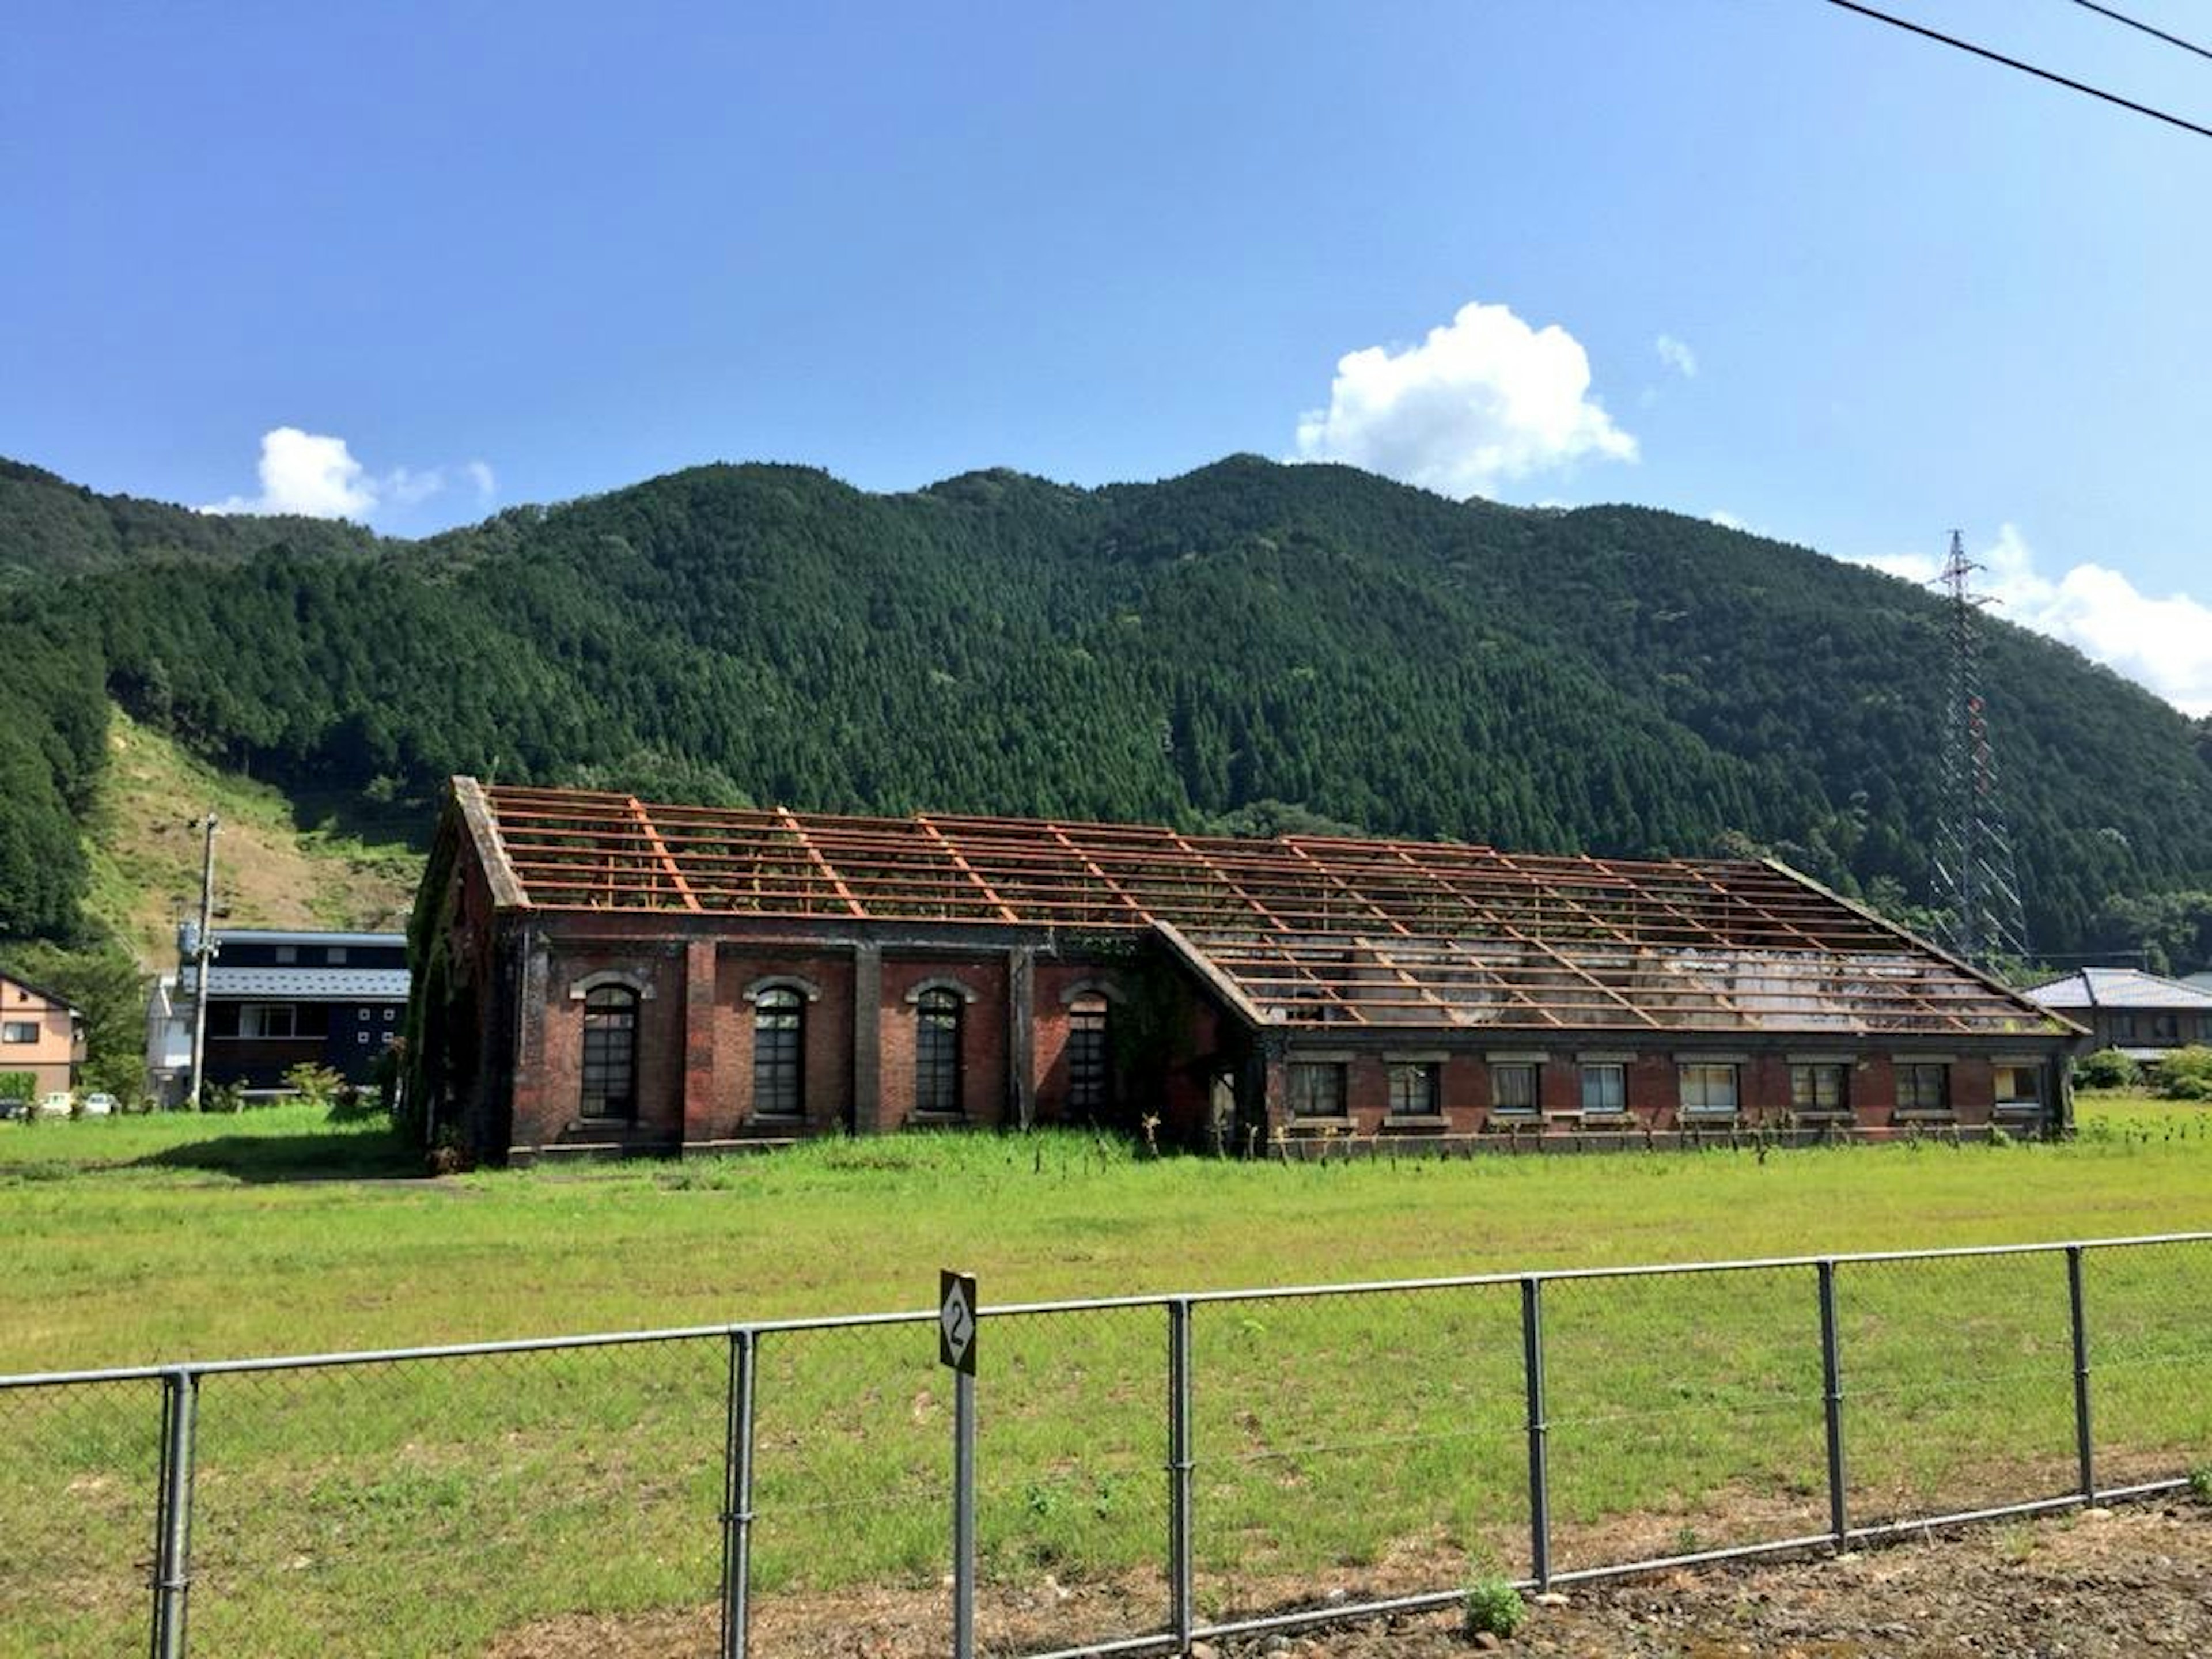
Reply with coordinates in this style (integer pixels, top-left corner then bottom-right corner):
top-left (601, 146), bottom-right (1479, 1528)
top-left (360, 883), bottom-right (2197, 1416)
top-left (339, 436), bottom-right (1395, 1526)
top-left (483, 1496), bottom-right (2209, 1657)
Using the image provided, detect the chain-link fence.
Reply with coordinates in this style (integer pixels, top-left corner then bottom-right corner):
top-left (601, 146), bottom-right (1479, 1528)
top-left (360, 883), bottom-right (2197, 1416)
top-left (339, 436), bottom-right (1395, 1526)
top-left (4, 1234), bottom-right (2208, 1659)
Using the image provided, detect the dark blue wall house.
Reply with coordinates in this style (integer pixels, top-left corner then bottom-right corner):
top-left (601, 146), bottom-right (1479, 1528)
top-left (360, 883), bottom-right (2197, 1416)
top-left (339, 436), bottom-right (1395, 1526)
top-left (180, 929), bottom-right (411, 1094)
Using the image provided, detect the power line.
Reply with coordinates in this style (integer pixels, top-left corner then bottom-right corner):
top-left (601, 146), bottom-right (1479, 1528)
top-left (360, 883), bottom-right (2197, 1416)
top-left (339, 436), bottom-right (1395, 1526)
top-left (2069, 0), bottom-right (2212, 66)
top-left (1821, 0), bottom-right (2212, 140)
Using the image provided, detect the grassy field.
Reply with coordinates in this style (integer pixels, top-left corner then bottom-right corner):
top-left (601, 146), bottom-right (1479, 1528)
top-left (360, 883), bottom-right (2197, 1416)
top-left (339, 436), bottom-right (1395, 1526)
top-left (3, 1097), bottom-right (2208, 1658)
top-left (2, 1094), bottom-right (2207, 1372)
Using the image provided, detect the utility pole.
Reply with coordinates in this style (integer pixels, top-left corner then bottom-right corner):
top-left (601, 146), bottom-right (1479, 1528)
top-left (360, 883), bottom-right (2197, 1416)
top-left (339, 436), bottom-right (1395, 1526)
top-left (185, 814), bottom-right (219, 1111)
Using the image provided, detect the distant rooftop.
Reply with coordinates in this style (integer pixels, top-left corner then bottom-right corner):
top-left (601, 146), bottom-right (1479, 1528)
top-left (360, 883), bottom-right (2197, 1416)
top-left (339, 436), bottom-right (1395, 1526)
top-left (207, 929), bottom-right (406, 947)
top-left (453, 779), bottom-right (2071, 1040)
top-left (2021, 967), bottom-right (2212, 1013)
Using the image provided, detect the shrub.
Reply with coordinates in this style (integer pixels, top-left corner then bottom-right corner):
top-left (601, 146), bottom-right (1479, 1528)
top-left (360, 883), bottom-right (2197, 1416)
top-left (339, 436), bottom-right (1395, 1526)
top-left (0, 1070), bottom-right (33, 1103)
top-left (2073, 1048), bottom-right (2140, 1091)
top-left (282, 1061), bottom-right (347, 1108)
top-left (1463, 1576), bottom-right (1527, 1639)
top-left (2155, 1046), bottom-right (2212, 1101)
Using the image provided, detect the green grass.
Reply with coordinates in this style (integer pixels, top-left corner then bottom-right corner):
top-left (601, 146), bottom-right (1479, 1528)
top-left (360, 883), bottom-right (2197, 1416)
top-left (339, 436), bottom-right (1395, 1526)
top-left (2, 1096), bottom-right (2208, 1657)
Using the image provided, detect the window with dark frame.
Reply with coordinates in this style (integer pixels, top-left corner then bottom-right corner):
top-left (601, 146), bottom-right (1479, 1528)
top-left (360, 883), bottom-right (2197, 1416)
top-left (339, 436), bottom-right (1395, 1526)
top-left (1490, 1062), bottom-right (1538, 1114)
top-left (1066, 995), bottom-right (1109, 1116)
top-left (1, 1021), bottom-right (36, 1044)
top-left (1288, 1061), bottom-right (1346, 1118)
top-left (1790, 1063), bottom-right (1849, 1115)
top-left (1678, 1062), bottom-right (1738, 1117)
top-left (1387, 1061), bottom-right (1439, 1118)
top-left (1579, 1062), bottom-right (1626, 1115)
top-left (915, 988), bottom-right (963, 1115)
top-left (753, 987), bottom-right (804, 1117)
top-left (1994, 1064), bottom-right (2041, 1108)
top-left (1897, 1062), bottom-right (1950, 1114)
top-left (580, 985), bottom-right (639, 1120)
top-left (238, 1003), bottom-right (298, 1040)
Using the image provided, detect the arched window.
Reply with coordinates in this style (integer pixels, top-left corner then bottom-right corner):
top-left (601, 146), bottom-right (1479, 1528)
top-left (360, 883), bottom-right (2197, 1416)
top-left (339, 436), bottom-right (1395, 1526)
top-left (580, 986), bottom-right (638, 1120)
top-left (1067, 993), bottom-right (1109, 1116)
top-left (915, 987), bottom-right (963, 1116)
top-left (753, 987), bottom-right (804, 1117)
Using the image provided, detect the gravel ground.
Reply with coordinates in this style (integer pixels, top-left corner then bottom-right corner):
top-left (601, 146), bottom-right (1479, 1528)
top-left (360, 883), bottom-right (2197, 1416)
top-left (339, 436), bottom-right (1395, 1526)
top-left (489, 1497), bottom-right (2209, 1658)
top-left (1205, 1499), bottom-right (2211, 1659)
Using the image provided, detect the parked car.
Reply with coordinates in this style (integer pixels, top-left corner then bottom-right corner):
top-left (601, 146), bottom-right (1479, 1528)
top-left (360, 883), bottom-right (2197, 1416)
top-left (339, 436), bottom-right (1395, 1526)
top-left (0, 1096), bottom-right (25, 1122)
top-left (79, 1092), bottom-right (118, 1117)
top-left (33, 1091), bottom-right (74, 1119)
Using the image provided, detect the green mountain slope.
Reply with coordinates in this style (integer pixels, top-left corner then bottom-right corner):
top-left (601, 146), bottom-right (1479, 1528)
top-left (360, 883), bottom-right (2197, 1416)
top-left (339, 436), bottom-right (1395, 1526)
top-left (3, 453), bottom-right (2208, 966)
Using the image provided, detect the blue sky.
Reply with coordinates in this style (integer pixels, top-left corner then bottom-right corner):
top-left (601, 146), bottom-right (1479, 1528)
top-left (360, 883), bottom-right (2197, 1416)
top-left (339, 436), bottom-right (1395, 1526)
top-left (6, 1), bottom-right (2209, 709)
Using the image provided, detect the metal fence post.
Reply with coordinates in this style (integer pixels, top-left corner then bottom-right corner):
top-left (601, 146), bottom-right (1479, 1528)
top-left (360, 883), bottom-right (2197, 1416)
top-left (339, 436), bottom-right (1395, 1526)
top-left (150, 1367), bottom-right (198, 1659)
top-left (719, 1329), bottom-right (757, 1659)
top-left (1166, 1298), bottom-right (1194, 1651)
top-left (1520, 1277), bottom-right (1550, 1590)
top-left (2067, 1245), bottom-right (2094, 1501)
top-left (1817, 1260), bottom-right (1849, 1550)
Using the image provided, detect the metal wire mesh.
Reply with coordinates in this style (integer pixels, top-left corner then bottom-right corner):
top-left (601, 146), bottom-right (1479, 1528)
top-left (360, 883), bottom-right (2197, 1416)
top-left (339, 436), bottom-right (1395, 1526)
top-left (185, 1337), bottom-right (726, 1658)
top-left (1838, 1252), bottom-right (2078, 1527)
top-left (0, 1377), bottom-right (162, 1659)
top-left (976, 1303), bottom-right (1172, 1657)
top-left (2081, 1237), bottom-right (2212, 1491)
top-left (1544, 1265), bottom-right (1828, 1573)
top-left (9, 1235), bottom-right (2210, 1659)
top-left (746, 1317), bottom-right (951, 1659)
top-left (1189, 1282), bottom-right (1527, 1627)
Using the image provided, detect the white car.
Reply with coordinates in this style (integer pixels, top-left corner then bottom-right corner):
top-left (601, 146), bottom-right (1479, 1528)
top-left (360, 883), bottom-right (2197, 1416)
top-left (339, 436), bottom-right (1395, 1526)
top-left (32, 1092), bottom-right (74, 1119)
top-left (79, 1092), bottom-right (118, 1117)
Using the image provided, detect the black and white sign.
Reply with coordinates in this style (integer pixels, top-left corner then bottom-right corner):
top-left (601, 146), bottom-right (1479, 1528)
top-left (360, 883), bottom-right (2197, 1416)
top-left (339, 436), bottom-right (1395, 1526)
top-left (939, 1269), bottom-right (978, 1374)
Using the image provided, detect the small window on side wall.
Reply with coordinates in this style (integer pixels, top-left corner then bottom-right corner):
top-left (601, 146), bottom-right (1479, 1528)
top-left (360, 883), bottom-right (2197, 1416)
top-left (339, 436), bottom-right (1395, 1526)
top-left (1897, 1062), bottom-right (1949, 1115)
top-left (1791, 1063), bottom-right (1849, 1116)
top-left (1387, 1062), bottom-right (1438, 1118)
top-left (1579, 1063), bottom-right (1626, 1116)
top-left (1678, 1063), bottom-right (1738, 1118)
top-left (1994, 1065), bottom-right (2041, 1109)
top-left (581, 986), bottom-right (639, 1121)
top-left (1287, 1062), bottom-right (1346, 1118)
top-left (1489, 1062), bottom-right (1537, 1115)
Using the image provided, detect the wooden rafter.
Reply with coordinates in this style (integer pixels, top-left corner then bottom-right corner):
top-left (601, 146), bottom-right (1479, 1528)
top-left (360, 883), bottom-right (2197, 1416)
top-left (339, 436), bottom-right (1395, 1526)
top-left (629, 797), bottom-right (703, 912)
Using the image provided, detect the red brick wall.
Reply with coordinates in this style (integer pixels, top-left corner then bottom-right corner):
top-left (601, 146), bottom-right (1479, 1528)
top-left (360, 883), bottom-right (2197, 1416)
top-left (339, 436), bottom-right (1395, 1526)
top-left (1031, 965), bottom-right (1139, 1124)
top-left (710, 950), bottom-right (855, 1138)
top-left (1949, 1057), bottom-right (1995, 1126)
top-left (878, 957), bottom-right (1009, 1129)
top-left (517, 946), bottom-right (685, 1149)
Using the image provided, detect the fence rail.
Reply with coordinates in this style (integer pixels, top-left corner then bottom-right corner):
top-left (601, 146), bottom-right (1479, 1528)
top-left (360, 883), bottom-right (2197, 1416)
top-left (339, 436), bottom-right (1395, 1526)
top-left (4, 1232), bottom-right (2209, 1659)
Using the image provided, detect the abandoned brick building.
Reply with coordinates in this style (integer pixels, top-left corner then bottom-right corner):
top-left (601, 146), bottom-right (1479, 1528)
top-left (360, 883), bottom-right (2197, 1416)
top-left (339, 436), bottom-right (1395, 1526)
top-left (408, 778), bottom-right (2083, 1163)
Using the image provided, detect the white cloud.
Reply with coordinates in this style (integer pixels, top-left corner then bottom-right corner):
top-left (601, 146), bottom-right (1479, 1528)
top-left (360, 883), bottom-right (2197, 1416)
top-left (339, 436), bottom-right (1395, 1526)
top-left (1709, 509), bottom-right (1748, 532)
top-left (1293, 300), bottom-right (1638, 499)
top-left (1655, 333), bottom-right (1698, 379)
top-left (200, 428), bottom-right (494, 524)
top-left (1854, 525), bottom-right (2212, 716)
top-left (202, 427), bottom-right (376, 518)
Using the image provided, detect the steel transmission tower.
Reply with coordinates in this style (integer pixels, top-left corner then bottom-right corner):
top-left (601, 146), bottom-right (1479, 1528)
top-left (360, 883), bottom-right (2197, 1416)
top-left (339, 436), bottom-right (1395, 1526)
top-left (1929, 531), bottom-right (2029, 970)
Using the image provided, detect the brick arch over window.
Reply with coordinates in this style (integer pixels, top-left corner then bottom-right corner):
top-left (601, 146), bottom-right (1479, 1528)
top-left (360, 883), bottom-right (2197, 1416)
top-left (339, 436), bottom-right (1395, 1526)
top-left (741, 975), bottom-right (823, 1005)
top-left (902, 977), bottom-right (980, 1006)
top-left (567, 969), bottom-right (656, 1002)
top-left (1058, 978), bottom-right (1127, 1007)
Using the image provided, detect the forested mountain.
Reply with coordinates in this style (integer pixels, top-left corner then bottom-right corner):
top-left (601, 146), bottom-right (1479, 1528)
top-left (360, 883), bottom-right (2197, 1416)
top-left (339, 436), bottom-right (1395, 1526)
top-left (4, 453), bottom-right (2210, 969)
